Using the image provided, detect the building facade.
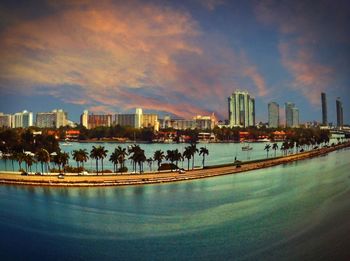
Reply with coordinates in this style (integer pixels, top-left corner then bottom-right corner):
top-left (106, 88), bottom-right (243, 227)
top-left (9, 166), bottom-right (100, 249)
top-left (0, 113), bottom-right (12, 128)
top-left (36, 109), bottom-right (67, 128)
top-left (80, 110), bottom-right (89, 128)
top-left (228, 90), bottom-right (255, 127)
top-left (11, 110), bottom-right (33, 128)
top-left (321, 92), bottom-right (327, 125)
top-left (88, 114), bottom-right (112, 129)
top-left (268, 102), bottom-right (279, 128)
top-left (336, 98), bottom-right (343, 128)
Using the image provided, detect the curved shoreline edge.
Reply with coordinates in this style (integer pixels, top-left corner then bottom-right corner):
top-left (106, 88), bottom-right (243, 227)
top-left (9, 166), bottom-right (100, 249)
top-left (1, 142), bottom-right (349, 187)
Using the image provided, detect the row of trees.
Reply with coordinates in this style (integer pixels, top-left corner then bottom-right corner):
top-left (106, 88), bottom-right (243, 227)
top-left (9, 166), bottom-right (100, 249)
top-left (1, 143), bottom-right (209, 175)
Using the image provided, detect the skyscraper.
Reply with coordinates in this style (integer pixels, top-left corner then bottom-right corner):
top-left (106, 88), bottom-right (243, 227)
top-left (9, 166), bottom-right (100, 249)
top-left (285, 102), bottom-right (299, 128)
top-left (292, 107), bottom-right (299, 127)
top-left (228, 90), bottom-right (255, 127)
top-left (268, 102), bottom-right (279, 128)
top-left (336, 98), bottom-right (343, 128)
top-left (321, 92), bottom-right (327, 125)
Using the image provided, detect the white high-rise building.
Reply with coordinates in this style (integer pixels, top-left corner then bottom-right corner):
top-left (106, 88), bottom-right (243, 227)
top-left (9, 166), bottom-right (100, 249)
top-left (228, 90), bottom-right (255, 127)
top-left (36, 109), bottom-right (68, 128)
top-left (11, 110), bottom-right (33, 128)
top-left (135, 108), bottom-right (143, 129)
top-left (80, 110), bottom-right (89, 128)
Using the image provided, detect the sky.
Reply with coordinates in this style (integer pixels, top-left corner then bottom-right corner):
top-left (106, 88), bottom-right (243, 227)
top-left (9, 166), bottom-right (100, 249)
top-left (0, 0), bottom-right (349, 124)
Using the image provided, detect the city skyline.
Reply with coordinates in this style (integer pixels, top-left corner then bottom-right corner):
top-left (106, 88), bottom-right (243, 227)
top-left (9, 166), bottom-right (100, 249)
top-left (0, 0), bottom-right (349, 124)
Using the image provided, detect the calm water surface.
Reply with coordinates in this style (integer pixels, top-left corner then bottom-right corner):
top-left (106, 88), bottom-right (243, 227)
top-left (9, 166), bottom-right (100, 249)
top-left (0, 147), bottom-right (349, 260)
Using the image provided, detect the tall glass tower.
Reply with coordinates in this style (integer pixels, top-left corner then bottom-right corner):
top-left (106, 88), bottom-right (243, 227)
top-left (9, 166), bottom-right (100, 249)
top-left (336, 98), bottom-right (343, 128)
top-left (321, 92), bottom-right (327, 125)
top-left (285, 102), bottom-right (299, 128)
top-left (268, 102), bottom-right (279, 128)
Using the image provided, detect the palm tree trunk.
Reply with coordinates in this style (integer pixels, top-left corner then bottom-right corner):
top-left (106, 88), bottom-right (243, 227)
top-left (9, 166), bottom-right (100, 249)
top-left (187, 159), bottom-right (190, 170)
top-left (96, 159), bottom-right (99, 175)
top-left (101, 159), bottom-right (104, 174)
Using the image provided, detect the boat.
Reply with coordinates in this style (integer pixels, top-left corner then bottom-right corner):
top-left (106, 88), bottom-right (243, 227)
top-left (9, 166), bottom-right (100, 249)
top-left (242, 145), bottom-right (253, 151)
top-left (61, 142), bottom-right (72, 146)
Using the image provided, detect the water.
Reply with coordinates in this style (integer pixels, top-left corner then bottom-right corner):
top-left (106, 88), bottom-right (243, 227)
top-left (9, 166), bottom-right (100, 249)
top-left (0, 147), bottom-right (349, 260)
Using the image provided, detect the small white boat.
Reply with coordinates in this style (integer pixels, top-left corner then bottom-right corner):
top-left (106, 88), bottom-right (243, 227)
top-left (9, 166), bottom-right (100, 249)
top-left (61, 142), bottom-right (72, 146)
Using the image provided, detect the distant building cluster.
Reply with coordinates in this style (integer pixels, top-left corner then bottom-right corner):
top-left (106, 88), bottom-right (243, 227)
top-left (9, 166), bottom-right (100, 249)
top-left (0, 109), bottom-right (72, 129)
top-left (0, 90), bottom-right (345, 130)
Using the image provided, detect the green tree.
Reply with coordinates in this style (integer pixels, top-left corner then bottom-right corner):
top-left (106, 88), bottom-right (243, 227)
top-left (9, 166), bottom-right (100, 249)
top-left (199, 147), bottom-right (209, 168)
top-left (36, 149), bottom-right (50, 174)
top-left (116, 146), bottom-right (128, 172)
top-left (190, 143), bottom-right (198, 169)
top-left (264, 144), bottom-right (271, 158)
top-left (272, 143), bottom-right (278, 157)
top-left (183, 146), bottom-right (192, 170)
top-left (153, 150), bottom-right (164, 171)
top-left (128, 144), bottom-right (141, 173)
top-left (110, 148), bottom-right (119, 173)
top-left (90, 146), bottom-right (100, 175)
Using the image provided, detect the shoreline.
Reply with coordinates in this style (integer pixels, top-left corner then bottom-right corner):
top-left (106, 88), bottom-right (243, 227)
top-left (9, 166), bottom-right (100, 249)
top-left (1, 142), bottom-right (349, 187)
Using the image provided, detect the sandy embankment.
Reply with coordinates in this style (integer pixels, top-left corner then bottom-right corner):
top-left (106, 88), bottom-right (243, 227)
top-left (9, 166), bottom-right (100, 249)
top-left (0, 142), bottom-right (349, 187)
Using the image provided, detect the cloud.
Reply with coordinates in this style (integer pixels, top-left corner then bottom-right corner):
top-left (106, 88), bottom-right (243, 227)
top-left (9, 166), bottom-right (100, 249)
top-left (0, 0), bottom-right (268, 119)
top-left (254, 0), bottom-right (350, 106)
top-left (279, 42), bottom-right (333, 106)
top-left (197, 0), bottom-right (225, 11)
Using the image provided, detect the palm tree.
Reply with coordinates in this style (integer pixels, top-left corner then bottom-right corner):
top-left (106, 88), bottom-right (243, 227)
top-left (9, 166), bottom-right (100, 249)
top-left (52, 152), bottom-right (62, 172)
top-left (72, 150), bottom-right (80, 168)
top-left (183, 146), bottom-right (192, 170)
top-left (173, 149), bottom-right (182, 168)
top-left (24, 154), bottom-right (35, 173)
top-left (146, 157), bottom-right (153, 171)
top-left (110, 148), bottom-right (119, 173)
top-left (281, 141), bottom-right (289, 156)
top-left (190, 143), bottom-right (198, 169)
top-left (99, 146), bottom-right (108, 174)
top-left (166, 150), bottom-right (175, 169)
top-left (16, 152), bottom-right (26, 171)
top-left (264, 144), bottom-right (271, 158)
top-left (272, 143), bottom-right (278, 157)
top-left (128, 144), bottom-right (141, 173)
top-left (116, 146), bottom-right (128, 172)
top-left (153, 150), bottom-right (164, 171)
top-left (135, 149), bottom-right (146, 173)
top-left (36, 149), bottom-right (50, 174)
top-left (60, 152), bottom-right (70, 173)
top-left (78, 149), bottom-right (89, 169)
top-left (199, 147), bottom-right (209, 168)
top-left (90, 146), bottom-right (100, 175)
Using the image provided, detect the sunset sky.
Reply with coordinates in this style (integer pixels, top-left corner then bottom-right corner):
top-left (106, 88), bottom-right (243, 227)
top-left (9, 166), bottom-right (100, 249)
top-left (0, 0), bottom-right (349, 124)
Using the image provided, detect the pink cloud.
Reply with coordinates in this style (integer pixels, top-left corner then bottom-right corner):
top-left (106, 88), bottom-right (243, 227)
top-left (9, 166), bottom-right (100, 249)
top-left (0, 0), bottom-right (269, 119)
top-left (279, 42), bottom-right (333, 105)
